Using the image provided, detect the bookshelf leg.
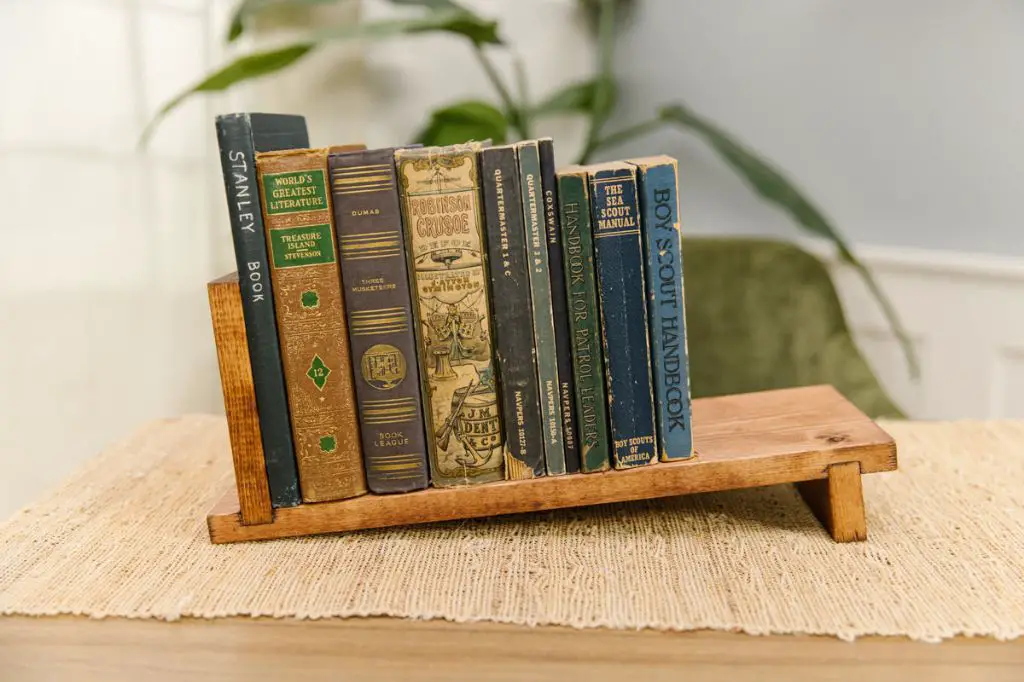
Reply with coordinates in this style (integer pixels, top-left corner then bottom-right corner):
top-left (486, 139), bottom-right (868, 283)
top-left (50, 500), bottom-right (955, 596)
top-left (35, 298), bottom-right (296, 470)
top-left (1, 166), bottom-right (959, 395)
top-left (796, 461), bottom-right (867, 542)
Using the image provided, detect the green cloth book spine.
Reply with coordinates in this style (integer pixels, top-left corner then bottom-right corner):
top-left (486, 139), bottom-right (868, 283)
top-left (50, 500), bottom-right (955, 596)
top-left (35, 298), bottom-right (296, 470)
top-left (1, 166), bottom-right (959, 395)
top-left (557, 167), bottom-right (611, 473)
top-left (517, 140), bottom-right (566, 476)
top-left (629, 155), bottom-right (694, 461)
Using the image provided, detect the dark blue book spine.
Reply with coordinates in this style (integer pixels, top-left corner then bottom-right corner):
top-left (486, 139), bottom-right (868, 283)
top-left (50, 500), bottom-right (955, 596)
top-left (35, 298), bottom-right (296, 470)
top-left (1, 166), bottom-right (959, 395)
top-left (631, 157), bottom-right (694, 461)
top-left (587, 163), bottom-right (657, 469)
top-left (215, 112), bottom-right (308, 507)
top-left (538, 139), bottom-right (580, 474)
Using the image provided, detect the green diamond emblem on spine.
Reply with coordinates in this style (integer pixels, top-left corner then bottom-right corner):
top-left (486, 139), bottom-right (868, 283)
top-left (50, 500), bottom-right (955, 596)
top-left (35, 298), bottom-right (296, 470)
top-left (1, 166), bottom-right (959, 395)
top-left (306, 355), bottom-right (331, 390)
top-left (319, 435), bottom-right (337, 453)
top-left (301, 290), bottom-right (320, 309)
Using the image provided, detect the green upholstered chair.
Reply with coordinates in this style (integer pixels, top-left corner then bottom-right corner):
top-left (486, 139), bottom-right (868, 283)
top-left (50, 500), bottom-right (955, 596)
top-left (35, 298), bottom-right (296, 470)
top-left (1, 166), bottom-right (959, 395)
top-left (682, 237), bottom-right (904, 419)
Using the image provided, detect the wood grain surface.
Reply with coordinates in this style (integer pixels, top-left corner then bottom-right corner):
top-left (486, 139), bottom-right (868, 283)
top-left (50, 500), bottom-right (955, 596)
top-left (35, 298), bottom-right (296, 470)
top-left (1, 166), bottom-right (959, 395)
top-left (208, 384), bottom-right (897, 543)
top-left (208, 273), bottom-right (272, 525)
top-left (0, 616), bottom-right (1019, 682)
top-left (797, 461), bottom-right (868, 542)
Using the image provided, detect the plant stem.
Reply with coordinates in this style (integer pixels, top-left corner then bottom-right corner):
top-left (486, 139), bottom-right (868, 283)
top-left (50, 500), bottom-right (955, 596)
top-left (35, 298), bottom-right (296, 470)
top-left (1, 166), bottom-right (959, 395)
top-left (512, 54), bottom-right (532, 139)
top-left (472, 43), bottom-right (526, 138)
top-left (577, 0), bottom-right (618, 163)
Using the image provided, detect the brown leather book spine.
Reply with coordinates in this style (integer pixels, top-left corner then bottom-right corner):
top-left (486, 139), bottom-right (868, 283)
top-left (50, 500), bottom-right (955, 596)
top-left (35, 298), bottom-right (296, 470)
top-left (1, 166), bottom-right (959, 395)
top-left (256, 148), bottom-right (367, 502)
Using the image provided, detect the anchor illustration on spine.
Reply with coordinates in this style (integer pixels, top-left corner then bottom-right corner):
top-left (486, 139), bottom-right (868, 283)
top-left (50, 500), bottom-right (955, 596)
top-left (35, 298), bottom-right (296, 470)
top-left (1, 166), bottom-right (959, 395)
top-left (419, 287), bottom-right (501, 470)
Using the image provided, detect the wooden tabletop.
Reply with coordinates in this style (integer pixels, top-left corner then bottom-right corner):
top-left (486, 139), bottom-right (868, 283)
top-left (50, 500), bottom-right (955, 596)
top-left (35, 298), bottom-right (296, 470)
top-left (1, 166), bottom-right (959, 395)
top-left (1, 616), bottom-right (1020, 681)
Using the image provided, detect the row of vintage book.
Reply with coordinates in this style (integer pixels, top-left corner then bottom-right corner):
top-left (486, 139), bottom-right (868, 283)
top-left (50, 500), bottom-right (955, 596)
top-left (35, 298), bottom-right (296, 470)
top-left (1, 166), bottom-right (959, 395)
top-left (216, 112), bottom-right (694, 508)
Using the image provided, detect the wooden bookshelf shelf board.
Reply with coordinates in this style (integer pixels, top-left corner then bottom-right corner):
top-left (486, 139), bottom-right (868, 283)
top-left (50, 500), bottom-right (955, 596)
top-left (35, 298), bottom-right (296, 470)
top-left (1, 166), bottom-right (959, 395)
top-left (207, 384), bottom-right (897, 544)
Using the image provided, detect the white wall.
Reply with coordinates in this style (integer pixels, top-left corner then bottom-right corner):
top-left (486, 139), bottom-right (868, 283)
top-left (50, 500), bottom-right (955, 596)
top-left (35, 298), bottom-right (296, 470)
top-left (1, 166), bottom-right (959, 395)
top-left (816, 243), bottom-right (1024, 420)
top-left (612, 0), bottom-right (1024, 256)
top-left (1, 0), bottom-right (1022, 518)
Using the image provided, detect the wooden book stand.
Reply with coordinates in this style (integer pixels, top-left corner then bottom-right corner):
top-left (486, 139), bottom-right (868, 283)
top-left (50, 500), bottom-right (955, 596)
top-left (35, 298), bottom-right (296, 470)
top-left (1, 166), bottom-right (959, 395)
top-left (206, 274), bottom-right (898, 544)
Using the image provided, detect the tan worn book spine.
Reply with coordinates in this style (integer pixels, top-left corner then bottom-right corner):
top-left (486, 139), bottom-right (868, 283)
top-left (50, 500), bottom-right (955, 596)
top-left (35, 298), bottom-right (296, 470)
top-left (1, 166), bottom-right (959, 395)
top-left (256, 147), bottom-right (367, 502)
top-left (395, 143), bottom-right (505, 487)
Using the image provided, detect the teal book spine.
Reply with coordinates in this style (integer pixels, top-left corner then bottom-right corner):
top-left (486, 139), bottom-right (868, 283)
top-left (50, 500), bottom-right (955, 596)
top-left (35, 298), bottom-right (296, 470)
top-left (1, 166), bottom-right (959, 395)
top-left (557, 167), bottom-right (611, 473)
top-left (630, 156), bottom-right (694, 461)
top-left (587, 162), bottom-right (657, 469)
top-left (517, 140), bottom-right (566, 475)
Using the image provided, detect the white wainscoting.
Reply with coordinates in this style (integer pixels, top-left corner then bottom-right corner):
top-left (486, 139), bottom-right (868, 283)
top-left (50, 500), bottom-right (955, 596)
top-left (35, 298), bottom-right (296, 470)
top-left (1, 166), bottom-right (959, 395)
top-left (812, 242), bottom-right (1024, 420)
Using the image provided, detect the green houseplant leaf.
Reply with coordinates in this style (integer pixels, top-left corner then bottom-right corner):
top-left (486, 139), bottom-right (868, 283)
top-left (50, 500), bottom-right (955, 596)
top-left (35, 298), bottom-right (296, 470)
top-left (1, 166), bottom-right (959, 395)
top-left (659, 103), bottom-right (919, 378)
top-left (413, 100), bottom-right (508, 146)
top-left (227, 0), bottom-right (341, 42)
top-left (532, 78), bottom-right (617, 118)
top-left (140, 43), bottom-right (313, 145)
top-left (388, 0), bottom-right (469, 10)
top-left (227, 0), bottom-right (480, 44)
top-left (140, 10), bottom-right (500, 146)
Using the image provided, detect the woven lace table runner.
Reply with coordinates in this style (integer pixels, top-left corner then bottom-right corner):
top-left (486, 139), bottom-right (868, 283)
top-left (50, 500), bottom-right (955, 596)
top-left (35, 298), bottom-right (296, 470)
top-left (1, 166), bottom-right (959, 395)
top-left (2, 415), bottom-right (1022, 642)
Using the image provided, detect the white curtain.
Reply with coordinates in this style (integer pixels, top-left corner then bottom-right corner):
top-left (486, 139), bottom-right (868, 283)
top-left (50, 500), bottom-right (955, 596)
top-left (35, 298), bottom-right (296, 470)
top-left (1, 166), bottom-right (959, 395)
top-left (0, 0), bottom-right (238, 515)
top-left (0, 0), bottom-right (590, 516)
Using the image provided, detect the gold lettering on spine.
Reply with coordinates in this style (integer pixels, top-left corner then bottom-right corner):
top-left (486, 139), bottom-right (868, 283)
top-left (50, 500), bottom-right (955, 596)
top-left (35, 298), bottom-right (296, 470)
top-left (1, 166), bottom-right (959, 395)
top-left (257, 148), bottom-right (365, 503)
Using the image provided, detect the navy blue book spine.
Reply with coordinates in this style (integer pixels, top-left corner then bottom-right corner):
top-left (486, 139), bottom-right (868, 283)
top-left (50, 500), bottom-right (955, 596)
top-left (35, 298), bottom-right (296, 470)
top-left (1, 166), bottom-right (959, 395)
top-left (538, 139), bottom-right (580, 474)
top-left (587, 163), bottom-right (657, 469)
top-left (215, 112), bottom-right (308, 507)
top-left (631, 156), bottom-right (694, 461)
